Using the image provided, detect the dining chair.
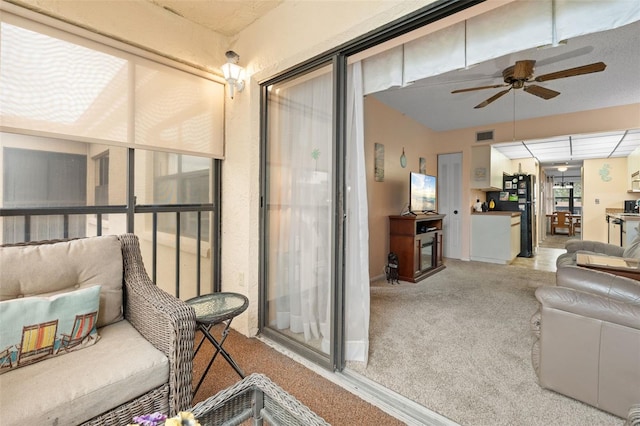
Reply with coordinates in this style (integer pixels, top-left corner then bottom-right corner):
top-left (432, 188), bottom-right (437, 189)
top-left (551, 211), bottom-right (573, 236)
top-left (573, 216), bottom-right (581, 234)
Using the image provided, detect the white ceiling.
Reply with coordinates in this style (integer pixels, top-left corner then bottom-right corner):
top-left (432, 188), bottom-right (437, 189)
top-left (372, 21), bottom-right (640, 176)
top-left (143, 1), bottom-right (640, 177)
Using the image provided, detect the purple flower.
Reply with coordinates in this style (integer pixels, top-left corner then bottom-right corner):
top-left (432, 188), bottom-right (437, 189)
top-left (132, 412), bottom-right (168, 426)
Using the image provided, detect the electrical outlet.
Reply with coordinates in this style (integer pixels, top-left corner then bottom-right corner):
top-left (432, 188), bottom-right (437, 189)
top-left (238, 272), bottom-right (245, 287)
top-left (595, 198), bottom-right (600, 204)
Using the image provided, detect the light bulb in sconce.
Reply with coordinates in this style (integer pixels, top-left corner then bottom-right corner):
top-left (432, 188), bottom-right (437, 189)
top-left (400, 148), bottom-right (407, 168)
top-left (221, 50), bottom-right (245, 99)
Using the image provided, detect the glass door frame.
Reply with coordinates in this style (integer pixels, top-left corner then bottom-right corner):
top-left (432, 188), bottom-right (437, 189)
top-left (258, 55), bottom-right (346, 371)
top-left (258, 0), bottom-right (485, 372)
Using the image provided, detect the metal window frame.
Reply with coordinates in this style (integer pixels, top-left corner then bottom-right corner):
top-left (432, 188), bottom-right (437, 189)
top-left (258, 0), bottom-right (484, 372)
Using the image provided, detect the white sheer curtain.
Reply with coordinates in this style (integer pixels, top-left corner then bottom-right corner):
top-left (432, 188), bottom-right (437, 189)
top-left (269, 64), bottom-right (370, 362)
top-left (345, 62), bottom-right (370, 363)
top-left (272, 70), bottom-right (333, 347)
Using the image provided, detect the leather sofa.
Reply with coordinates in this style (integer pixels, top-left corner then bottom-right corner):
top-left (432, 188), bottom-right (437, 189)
top-left (531, 265), bottom-right (640, 418)
top-left (556, 239), bottom-right (640, 268)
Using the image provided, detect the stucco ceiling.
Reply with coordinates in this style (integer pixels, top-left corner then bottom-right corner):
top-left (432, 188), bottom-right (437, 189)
top-left (146, 0), bottom-right (283, 36)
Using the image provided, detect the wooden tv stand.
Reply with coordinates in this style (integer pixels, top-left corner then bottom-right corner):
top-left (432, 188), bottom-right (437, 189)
top-left (389, 214), bottom-right (445, 282)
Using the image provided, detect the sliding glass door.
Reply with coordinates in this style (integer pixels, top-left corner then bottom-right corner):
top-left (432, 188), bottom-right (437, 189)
top-left (261, 64), bottom-right (337, 363)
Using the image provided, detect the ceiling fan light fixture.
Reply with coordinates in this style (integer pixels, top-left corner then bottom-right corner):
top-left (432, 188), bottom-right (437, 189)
top-left (557, 166), bottom-right (568, 172)
top-left (452, 59), bottom-right (607, 109)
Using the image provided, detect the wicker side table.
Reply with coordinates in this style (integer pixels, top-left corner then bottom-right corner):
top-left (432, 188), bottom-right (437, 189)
top-left (190, 373), bottom-right (329, 426)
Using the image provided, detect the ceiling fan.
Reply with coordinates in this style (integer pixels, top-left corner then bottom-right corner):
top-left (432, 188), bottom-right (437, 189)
top-left (451, 60), bottom-right (606, 109)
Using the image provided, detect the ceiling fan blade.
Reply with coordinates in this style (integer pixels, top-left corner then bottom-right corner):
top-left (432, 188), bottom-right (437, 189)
top-left (513, 60), bottom-right (535, 80)
top-left (534, 62), bottom-right (606, 82)
top-left (474, 88), bottom-right (511, 109)
top-left (451, 84), bottom-right (508, 94)
top-left (524, 85), bottom-right (560, 100)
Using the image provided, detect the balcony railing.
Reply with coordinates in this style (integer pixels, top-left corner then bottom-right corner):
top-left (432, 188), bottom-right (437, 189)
top-left (0, 203), bottom-right (217, 299)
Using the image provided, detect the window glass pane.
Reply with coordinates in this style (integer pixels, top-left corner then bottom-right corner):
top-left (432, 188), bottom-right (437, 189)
top-left (264, 65), bottom-right (334, 354)
top-left (1, 133), bottom-right (128, 207)
top-left (135, 150), bottom-right (211, 241)
top-left (134, 212), bottom-right (213, 299)
top-left (1, 132), bottom-right (127, 243)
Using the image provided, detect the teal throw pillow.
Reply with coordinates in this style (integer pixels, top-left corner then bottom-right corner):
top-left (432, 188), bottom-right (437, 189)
top-left (0, 285), bottom-right (101, 374)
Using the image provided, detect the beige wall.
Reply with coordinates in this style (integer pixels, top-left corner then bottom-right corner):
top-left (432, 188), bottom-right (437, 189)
top-left (364, 100), bottom-right (640, 273)
top-left (364, 96), bottom-right (437, 279)
top-left (583, 157), bottom-right (638, 242)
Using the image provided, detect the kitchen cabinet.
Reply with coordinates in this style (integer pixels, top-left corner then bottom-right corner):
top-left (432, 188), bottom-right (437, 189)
top-left (470, 145), bottom-right (510, 191)
top-left (471, 212), bottom-right (521, 264)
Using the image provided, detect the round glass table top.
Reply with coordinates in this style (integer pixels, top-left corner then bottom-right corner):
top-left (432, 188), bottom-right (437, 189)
top-left (186, 292), bottom-right (249, 324)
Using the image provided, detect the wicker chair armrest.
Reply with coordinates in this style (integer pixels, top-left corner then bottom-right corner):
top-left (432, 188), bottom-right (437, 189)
top-left (118, 234), bottom-right (196, 415)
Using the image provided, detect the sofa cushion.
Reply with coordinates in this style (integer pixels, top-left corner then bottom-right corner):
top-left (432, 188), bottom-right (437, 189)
top-left (0, 320), bottom-right (169, 425)
top-left (0, 235), bottom-right (123, 327)
top-left (0, 285), bottom-right (100, 374)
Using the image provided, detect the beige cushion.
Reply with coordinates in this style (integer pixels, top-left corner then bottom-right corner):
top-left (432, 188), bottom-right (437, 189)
top-left (0, 235), bottom-right (123, 327)
top-left (0, 320), bottom-right (168, 425)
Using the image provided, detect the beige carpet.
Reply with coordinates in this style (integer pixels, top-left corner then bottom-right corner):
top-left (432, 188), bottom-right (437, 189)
top-left (346, 259), bottom-right (623, 426)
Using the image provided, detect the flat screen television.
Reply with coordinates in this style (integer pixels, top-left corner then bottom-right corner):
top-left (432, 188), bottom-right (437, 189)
top-left (410, 172), bottom-right (437, 213)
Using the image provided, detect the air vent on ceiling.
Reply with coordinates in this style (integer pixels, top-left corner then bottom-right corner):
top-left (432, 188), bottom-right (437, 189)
top-left (476, 130), bottom-right (494, 142)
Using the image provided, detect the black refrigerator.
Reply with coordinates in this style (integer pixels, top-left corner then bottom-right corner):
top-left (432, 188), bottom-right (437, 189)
top-left (486, 174), bottom-right (536, 258)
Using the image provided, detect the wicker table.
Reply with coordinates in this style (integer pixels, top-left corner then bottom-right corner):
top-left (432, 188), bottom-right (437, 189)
top-left (186, 292), bottom-right (249, 395)
top-left (190, 373), bottom-right (329, 425)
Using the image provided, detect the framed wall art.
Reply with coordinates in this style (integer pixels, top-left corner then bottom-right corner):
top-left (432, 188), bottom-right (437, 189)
top-left (374, 143), bottom-right (384, 182)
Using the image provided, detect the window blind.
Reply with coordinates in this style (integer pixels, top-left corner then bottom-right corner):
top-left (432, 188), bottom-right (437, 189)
top-left (0, 12), bottom-right (224, 158)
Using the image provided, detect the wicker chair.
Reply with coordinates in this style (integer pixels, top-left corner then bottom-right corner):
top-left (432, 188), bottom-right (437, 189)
top-left (1, 234), bottom-right (196, 425)
top-left (88, 234), bottom-right (197, 425)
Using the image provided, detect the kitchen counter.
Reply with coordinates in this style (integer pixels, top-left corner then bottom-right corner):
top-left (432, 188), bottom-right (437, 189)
top-left (605, 211), bottom-right (640, 247)
top-left (607, 212), bottom-right (640, 220)
top-left (471, 213), bottom-right (521, 264)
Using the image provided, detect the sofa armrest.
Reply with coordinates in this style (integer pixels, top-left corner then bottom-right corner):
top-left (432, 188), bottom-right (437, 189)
top-left (535, 286), bottom-right (640, 330)
top-left (118, 234), bottom-right (196, 415)
top-left (557, 266), bottom-right (640, 306)
top-left (565, 240), bottom-right (624, 257)
top-left (626, 403), bottom-right (640, 426)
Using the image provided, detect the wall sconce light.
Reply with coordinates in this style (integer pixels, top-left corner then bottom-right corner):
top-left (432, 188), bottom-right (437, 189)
top-left (221, 50), bottom-right (245, 99)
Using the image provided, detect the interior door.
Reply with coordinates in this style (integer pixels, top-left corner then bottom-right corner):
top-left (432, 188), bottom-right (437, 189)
top-left (438, 153), bottom-right (462, 259)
